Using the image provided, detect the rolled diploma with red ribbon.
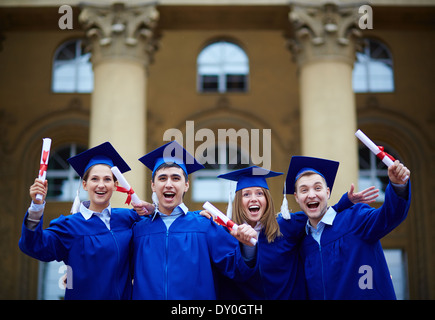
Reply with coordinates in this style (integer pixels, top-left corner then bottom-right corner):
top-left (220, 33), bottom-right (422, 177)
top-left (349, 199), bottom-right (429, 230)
top-left (355, 129), bottom-right (408, 181)
top-left (203, 201), bottom-right (257, 245)
top-left (111, 166), bottom-right (141, 205)
top-left (36, 138), bottom-right (52, 201)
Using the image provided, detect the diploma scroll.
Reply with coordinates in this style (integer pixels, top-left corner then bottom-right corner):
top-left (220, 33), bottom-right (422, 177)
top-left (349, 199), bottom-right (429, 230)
top-left (111, 166), bottom-right (141, 205)
top-left (36, 138), bottom-right (52, 201)
top-left (203, 201), bottom-right (257, 246)
top-left (355, 129), bottom-right (408, 181)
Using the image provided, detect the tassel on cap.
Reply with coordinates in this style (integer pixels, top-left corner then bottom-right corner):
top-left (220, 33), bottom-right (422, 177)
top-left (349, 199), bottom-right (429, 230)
top-left (226, 182), bottom-right (233, 220)
top-left (152, 191), bottom-right (159, 213)
top-left (70, 178), bottom-right (82, 214)
top-left (280, 182), bottom-right (291, 220)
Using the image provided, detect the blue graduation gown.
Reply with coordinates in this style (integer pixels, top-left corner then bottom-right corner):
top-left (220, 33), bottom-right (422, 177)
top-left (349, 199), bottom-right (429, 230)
top-left (19, 208), bottom-right (140, 300)
top-left (300, 182), bottom-right (411, 300)
top-left (131, 211), bottom-right (255, 300)
top-left (214, 192), bottom-right (354, 300)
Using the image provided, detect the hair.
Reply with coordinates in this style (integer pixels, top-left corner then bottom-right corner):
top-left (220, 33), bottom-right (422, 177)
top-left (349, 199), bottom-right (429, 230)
top-left (232, 187), bottom-right (282, 243)
top-left (83, 164), bottom-right (117, 182)
top-left (294, 170), bottom-right (327, 193)
top-left (152, 162), bottom-right (188, 182)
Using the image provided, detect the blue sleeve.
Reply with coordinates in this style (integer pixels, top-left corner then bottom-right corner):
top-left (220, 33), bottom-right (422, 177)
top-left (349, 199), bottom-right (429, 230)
top-left (354, 181), bottom-right (411, 242)
top-left (205, 219), bottom-right (256, 281)
top-left (332, 192), bottom-right (354, 213)
top-left (19, 212), bottom-right (72, 262)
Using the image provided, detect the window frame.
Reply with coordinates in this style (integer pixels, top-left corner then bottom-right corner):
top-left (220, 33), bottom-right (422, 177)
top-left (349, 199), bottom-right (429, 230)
top-left (197, 40), bottom-right (249, 94)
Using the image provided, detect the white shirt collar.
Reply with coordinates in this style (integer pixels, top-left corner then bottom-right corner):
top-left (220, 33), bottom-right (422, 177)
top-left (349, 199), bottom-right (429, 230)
top-left (151, 202), bottom-right (189, 221)
top-left (305, 206), bottom-right (337, 234)
top-left (79, 201), bottom-right (112, 220)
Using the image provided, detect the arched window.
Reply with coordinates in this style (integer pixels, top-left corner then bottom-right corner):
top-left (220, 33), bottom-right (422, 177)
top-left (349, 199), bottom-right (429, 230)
top-left (197, 41), bottom-right (249, 93)
top-left (46, 143), bottom-right (87, 201)
top-left (358, 143), bottom-right (400, 202)
top-left (52, 39), bottom-right (93, 93)
top-left (192, 144), bottom-right (250, 202)
top-left (353, 38), bottom-right (394, 93)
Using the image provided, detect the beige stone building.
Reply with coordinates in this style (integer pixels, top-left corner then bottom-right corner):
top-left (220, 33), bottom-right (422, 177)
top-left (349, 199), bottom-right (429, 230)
top-left (0, 0), bottom-right (433, 299)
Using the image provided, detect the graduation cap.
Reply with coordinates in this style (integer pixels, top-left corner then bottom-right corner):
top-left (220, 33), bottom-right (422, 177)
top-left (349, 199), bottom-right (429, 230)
top-left (285, 156), bottom-right (339, 194)
top-left (218, 166), bottom-right (283, 192)
top-left (217, 166), bottom-right (283, 219)
top-left (67, 141), bottom-right (131, 177)
top-left (138, 140), bottom-right (204, 177)
top-left (66, 142), bottom-right (130, 214)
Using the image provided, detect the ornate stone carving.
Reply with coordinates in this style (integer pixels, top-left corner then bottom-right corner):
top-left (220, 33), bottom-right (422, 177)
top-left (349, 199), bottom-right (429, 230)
top-left (79, 2), bottom-right (160, 67)
top-left (287, 1), bottom-right (363, 66)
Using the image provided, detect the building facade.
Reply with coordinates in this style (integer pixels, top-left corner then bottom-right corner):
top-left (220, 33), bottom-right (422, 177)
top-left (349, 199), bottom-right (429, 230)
top-left (0, 0), bottom-right (433, 299)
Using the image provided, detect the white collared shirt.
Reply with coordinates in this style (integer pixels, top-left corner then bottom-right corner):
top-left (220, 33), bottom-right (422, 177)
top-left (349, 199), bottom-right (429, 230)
top-left (79, 201), bottom-right (112, 230)
top-left (305, 206), bottom-right (337, 245)
top-left (152, 203), bottom-right (189, 230)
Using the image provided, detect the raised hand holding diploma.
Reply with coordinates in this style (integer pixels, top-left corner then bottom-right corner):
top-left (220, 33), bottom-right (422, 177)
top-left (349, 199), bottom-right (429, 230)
top-left (355, 129), bottom-right (409, 182)
top-left (30, 178), bottom-right (47, 204)
top-left (203, 201), bottom-right (257, 246)
top-left (36, 138), bottom-right (52, 201)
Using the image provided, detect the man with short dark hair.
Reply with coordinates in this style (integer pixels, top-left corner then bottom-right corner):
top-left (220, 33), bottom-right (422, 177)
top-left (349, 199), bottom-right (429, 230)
top-left (131, 141), bottom-right (257, 300)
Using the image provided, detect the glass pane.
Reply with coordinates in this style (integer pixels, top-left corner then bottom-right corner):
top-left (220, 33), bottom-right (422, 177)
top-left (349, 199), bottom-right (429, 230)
top-left (226, 74), bottom-right (247, 92)
top-left (201, 75), bottom-right (219, 92)
top-left (352, 39), bottom-right (394, 93)
top-left (52, 39), bottom-right (94, 93)
top-left (46, 144), bottom-right (87, 201)
top-left (383, 249), bottom-right (408, 300)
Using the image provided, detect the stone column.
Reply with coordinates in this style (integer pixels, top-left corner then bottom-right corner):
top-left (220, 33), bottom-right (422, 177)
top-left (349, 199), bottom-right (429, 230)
top-left (79, 2), bottom-right (159, 205)
top-left (288, 1), bottom-right (362, 201)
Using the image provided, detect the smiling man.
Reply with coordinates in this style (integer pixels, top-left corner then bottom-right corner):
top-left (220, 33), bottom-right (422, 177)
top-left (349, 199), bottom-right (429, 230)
top-left (131, 141), bottom-right (258, 300)
top-left (286, 156), bottom-right (411, 300)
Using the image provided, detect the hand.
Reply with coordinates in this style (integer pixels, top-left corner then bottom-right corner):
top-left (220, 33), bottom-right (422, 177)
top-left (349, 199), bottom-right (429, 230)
top-left (388, 160), bottom-right (410, 185)
top-left (132, 201), bottom-right (155, 216)
top-left (30, 178), bottom-right (47, 204)
top-left (199, 210), bottom-right (212, 220)
top-left (348, 183), bottom-right (379, 204)
top-left (230, 224), bottom-right (258, 247)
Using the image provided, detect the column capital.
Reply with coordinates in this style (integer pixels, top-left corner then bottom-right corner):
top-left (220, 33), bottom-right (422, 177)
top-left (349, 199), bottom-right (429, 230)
top-left (287, 1), bottom-right (363, 66)
top-left (79, 2), bottom-right (160, 67)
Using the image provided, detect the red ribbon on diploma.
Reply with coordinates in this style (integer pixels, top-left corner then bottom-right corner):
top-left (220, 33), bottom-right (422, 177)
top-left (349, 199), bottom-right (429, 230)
top-left (214, 216), bottom-right (235, 231)
top-left (376, 146), bottom-right (396, 162)
top-left (39, 150), bottom-right (49, 176)
top-left (116, 186), bottom-right (135, 205)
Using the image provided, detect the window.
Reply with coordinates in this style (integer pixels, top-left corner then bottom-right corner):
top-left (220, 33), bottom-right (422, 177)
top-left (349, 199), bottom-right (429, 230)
top-left (358, 144), bottom-right (400, 202)
top-left (46, 143), bottom-right (87, 201)
top-left (197, 41), bottom-right (249, 93)
top-left (52, 39), bottom-right (93, 93)
top-left (192, 145), bottom-right (250, 202)
top-left (38, 261), bottom-right (65, 300)
top-left (353, 38), bottom-right (394, 93)
top-left (383, 249), bottom-right (409, 300)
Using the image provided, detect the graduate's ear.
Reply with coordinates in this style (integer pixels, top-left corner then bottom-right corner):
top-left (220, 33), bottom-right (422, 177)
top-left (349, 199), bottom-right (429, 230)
top-left (82, 179), bottom-right (88, 191)
top-left (293, 192), bottom-right (300, 204)
top-left (184, 180), bottom-right (189, 193)
top-left (326, 187), bottom-right (331, 199)
top-left (151, 180), bottom-right (156, 193)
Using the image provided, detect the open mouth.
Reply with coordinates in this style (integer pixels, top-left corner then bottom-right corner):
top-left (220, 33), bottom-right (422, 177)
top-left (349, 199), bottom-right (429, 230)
top-left (307, 201), bottom-right (320, 209)
top-left (95, 191), bottom-right (106, 195)
top-left (248, 205), bottom-right (260, 213)
top-left (163, 192), bottom-right (176, 200)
